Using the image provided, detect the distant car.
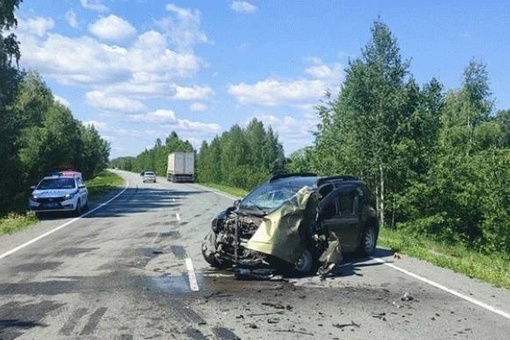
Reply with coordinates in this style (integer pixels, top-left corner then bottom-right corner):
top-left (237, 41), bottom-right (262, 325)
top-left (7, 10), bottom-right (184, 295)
top-left (202, 173), bottom-right (379, 276)
top-left (142, 171), bottom-right (157, 183)
top-left (28, 171), bottom-right (89, 217)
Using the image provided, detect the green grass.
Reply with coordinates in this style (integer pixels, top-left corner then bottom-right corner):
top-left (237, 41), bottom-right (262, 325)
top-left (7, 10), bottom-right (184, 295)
top-left (0, 170), bottom-right (125, 236)
top-left (198, 182), bottom-right (248, 198)
top-left (86, 170), bottom-right (125, 200)
top-left (379, 227), bottom-right (510, 290)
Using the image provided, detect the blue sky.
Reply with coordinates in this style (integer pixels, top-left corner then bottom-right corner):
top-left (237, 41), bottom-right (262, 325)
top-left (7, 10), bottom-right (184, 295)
top-left (13, 0), bottom-right (510, 159)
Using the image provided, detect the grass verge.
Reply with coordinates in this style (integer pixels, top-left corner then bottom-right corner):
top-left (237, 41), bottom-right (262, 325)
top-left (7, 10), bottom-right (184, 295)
top-left (379, 227), bottom-right (510, 290)
top-left (0, 170), bottom-right (124, 236)
top-left (198, 182), bottom-right (248, 198)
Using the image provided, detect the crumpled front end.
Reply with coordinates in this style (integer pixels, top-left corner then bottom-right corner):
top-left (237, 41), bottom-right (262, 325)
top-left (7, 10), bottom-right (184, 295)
top-left (246, 186), bottom-right (321, 265)
top-left (203, 185), bottom-right (342, 276)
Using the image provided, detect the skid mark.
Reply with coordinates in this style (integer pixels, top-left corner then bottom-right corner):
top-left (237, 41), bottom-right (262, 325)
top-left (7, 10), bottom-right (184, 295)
top-left (79, 307), bottom-right (107, 336)
top-left (212, 327), bottom-right (240, 340)
top-left (59, 308), bottom-right (87, 336)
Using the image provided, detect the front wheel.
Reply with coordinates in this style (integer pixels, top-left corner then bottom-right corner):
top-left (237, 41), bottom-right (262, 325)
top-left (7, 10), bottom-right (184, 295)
top-left (201, 232), bottom-right (224, 268)
top-left (74, 199), bottom-right (82, 217)
top-left (293, 249), bottom-right (314, 275)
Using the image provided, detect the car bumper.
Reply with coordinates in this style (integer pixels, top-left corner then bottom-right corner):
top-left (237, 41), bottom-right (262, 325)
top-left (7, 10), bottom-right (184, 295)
top-left (28, 199), bottom-right (78, 212)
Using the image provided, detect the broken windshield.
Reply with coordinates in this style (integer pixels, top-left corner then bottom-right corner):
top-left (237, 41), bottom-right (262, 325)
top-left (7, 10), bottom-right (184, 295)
top-left (239, 182), bottom-right (307, 212)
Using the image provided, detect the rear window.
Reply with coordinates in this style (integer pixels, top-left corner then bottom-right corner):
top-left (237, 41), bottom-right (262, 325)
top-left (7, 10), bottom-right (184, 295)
top-left (144, 172), bottom-right (155, 176)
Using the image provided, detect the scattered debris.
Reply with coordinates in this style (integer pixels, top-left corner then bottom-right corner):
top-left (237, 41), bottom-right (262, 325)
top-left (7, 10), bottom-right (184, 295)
top-left (393, 252), bottom-right (402, 259)
top-left (392, 301), bottom-right (402, 308)
top-left (332, 321), bottom-right (360, 329)
top-left (234, 268), bottom-right (284, 281)
top-left (247, 311), bottom-right (285, 317)
top-left (267, 317), bottom-right (280, 324)
top-left (274, 329), bottom-right (314, 336)
top-left (401, 292), bottom-right (414, 301)
top-left (371, 312), bottom-right (387, 321)
top-left (262, 302), bottom-right (286, 310)
top-left (203, 291), bottom-right (233, 299)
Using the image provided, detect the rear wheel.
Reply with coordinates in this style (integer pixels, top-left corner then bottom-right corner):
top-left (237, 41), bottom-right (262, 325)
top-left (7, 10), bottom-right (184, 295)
top-left (357, 224), bottom-right (377, 257)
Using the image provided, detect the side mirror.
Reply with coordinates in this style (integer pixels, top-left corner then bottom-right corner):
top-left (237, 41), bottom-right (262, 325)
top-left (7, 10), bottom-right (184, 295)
top-left (30, 185), bottom-right (36, 190)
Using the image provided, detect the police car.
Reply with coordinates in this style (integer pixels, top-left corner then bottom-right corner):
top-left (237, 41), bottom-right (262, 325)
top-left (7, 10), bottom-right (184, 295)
top-left (28, 171), bottom-right (89, 216)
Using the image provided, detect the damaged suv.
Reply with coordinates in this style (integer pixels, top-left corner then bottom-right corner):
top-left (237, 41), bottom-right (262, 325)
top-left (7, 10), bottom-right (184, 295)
top-left (201, 173), bottom-right (379, 276)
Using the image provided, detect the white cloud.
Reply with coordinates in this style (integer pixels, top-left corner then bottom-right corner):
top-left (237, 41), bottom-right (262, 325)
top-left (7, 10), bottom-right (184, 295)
top-left (127, 109), bottom-right (177, 123)
top-left (231, 1), bottom-right (257, 13)
top-left (85, 91), bottom-right (146, 112)
top-left (229, 79), bottom-right (329, 106)
top-left (53, 94), bottom-right (70, 107)
top-left (80, 0), bottom-right (109, 12)
top-left (190, 102), bottom-right (207, 112)
top-left (16, 28), bottom-right (202, 87)
top-left (157, 3), bottom-right (209, 51)
top-left (65, 11), bottom-right (78, 28)
top-left (228, 60), bottom-right (344, 106)
top-left (88, 15), bottom-right (136, 41)
top-left (17, 17), bottom-right (54, 37)
top-left (172, 85), bottom-right (214, 100)
top-left (83, 120), bottom-right (108, 130)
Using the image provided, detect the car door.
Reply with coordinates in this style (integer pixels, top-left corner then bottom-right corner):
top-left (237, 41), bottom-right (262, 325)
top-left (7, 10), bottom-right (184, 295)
top-left (318, 186), bottom-right (361, 252)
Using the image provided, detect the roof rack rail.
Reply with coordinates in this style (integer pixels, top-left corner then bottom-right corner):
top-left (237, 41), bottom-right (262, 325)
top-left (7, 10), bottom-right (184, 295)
top-left (316, 175), bottom-right (359, 187)
top-left (268, 172), bottom-right (317, 183)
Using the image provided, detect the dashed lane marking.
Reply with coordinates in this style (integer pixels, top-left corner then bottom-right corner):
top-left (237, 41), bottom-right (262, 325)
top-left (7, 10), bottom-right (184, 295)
top-left (185, 257), bottom-right (199, 291)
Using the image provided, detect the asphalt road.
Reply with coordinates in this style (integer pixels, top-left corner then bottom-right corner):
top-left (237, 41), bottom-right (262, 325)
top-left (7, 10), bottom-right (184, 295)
top-left (0, 170), bottom-right (509, 339)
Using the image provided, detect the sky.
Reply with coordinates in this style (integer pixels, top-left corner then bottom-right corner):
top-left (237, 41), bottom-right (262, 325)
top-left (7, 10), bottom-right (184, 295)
top-left (11, 0), bottom-right (510, 159)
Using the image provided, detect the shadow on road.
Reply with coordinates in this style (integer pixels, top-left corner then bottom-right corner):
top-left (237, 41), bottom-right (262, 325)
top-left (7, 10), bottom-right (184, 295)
top-left (35, 186), bottom-right (211, 220)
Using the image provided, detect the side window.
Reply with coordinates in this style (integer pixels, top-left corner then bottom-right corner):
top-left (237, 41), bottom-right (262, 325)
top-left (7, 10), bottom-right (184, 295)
top-left (321, 200), bottom-right (337, 220)
top-left (338, 189), bottom-right (357, 215)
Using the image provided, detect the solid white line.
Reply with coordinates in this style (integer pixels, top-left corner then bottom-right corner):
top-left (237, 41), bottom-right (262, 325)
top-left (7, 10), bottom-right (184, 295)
top-left (372, 257), bottom-right (510, 321)
top-left (185, 257), bottom-right (199, 291)
top-left (0, 181), bottom-right (130, 262)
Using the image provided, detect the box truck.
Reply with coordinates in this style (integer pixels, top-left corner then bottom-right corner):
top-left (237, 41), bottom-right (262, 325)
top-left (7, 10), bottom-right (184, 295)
top-left (167, 152), bottom-right (195, 182)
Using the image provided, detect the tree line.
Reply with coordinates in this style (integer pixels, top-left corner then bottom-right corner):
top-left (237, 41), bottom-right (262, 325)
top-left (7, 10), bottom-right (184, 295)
top-left (0, 2), bottom-right (110, 214)
top-left (110, 120), bottom-right (286, 191)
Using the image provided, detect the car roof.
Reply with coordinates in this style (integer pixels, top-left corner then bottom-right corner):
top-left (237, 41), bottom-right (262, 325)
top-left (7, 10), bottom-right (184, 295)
top-left (267, 173), bottom-right (364, 189)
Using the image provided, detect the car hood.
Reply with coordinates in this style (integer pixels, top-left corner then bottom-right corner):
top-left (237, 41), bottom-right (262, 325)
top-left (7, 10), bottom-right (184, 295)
top-left (32, 189), bottom-right (77, 197)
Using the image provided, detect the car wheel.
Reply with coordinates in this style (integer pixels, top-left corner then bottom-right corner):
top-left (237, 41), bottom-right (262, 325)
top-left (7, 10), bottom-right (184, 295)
top-left (83, 200), bottom-right (89, 211)
top-left (357, 225), bottom-right (377, 257)
top-left (294, 249), bottom-right (313, 275)
top-left (74, 199), bottom-right (82, 216)
top-left (201, 232), bottom-right (225, 268)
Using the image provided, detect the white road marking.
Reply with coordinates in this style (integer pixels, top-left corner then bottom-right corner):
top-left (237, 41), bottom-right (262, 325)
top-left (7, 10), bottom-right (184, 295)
top-left (0, 181), bottom-right (130, 261)
top-left (372, 257), bottom-right (510, 321)
top-left (175, 213), bottom-right (180, 221)
top-left (185, 257), bottom-right (199, 291)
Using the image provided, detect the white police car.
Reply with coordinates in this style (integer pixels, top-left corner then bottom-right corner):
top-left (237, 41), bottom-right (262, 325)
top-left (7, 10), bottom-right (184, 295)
top-left (28, 171), bottom-right (89, 216)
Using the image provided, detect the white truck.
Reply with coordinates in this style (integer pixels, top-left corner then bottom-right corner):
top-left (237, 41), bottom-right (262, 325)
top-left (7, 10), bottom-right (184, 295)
top-left (167, 152), bottom-right (195, 182)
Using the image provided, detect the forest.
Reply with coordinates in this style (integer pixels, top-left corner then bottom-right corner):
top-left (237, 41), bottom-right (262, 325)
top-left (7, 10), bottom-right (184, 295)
top-left (0, 1), bottom-right (110, 214)
top-left (112, 21), bottom-right (510, 255)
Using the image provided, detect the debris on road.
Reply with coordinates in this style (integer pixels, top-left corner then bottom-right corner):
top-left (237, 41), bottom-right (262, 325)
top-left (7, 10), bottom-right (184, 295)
top-left (401, 292), bottom-right (414, 301)
top-left (332, 321), bottom-right (360, 329)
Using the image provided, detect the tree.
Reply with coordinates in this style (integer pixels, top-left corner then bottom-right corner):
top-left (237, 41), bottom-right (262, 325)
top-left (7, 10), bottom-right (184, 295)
top-left (314, 19), bottom-right (412, 227)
